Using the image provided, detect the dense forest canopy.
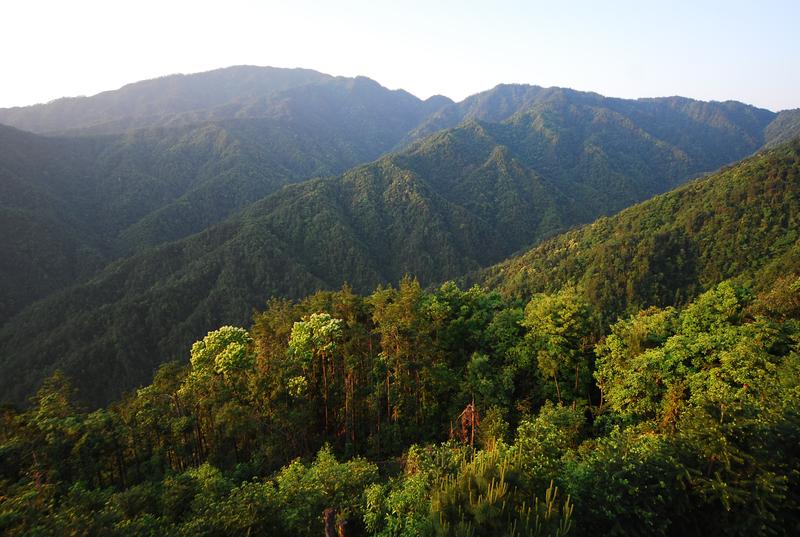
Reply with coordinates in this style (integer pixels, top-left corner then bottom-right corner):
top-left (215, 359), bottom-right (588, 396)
top-left (483, 141), bottom-right (800, 319)
top-left (2, 139), bottom-right (800, 534)
top-left (2, 269), bottom-right (798, 535)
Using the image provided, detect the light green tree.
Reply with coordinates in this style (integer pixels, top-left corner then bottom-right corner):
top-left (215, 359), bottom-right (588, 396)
top-left (189, 326), bottom-right (255, 379)
top-left (521, 287), bottom-right (594, 403)
top-left (289, 313), bottom-right (344, 432)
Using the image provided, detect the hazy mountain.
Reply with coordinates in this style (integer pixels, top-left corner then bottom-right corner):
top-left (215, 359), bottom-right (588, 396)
top-left (0, 66), bottom-right (452, 137)
top-left (403, 84), bottom-right (777, 163)
top-left (0, 66), bottom-right (332, 134)
top-left (765, 109), bottom-right (800, 148)
top-left (0, 74), bottom-right (452, 321)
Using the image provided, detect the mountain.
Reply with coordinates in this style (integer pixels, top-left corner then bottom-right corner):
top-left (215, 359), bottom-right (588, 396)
top-left (0, 66), bottom-right (452, 137)
top-left (0, 87), bottom-right (788, 406)
top-left (0, 74), bottom-right (452, 321)
top-left (0, 66), bottom-right (332, 134)
top-left (765, 109), bottom-right (800, 148)
top-left (405, 84), bottom-right (776, 163)
top-left (96, 75), bottom-right (452, 252)
top-left (482, 140), bottom-right (800, 318)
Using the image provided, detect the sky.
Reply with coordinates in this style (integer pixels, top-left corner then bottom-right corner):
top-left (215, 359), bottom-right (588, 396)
top-left (2, 0), bottom-right (798, 111)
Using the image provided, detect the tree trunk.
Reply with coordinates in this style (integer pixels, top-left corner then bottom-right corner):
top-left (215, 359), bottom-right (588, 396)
top-left (322, 352), bottom-right (329, 433)
top-left (554, 373), bottom-right (562, 403)
top-left (324, 508), bottom-right (337, 537)
top-left (386, 370), bottom-right (391, 422)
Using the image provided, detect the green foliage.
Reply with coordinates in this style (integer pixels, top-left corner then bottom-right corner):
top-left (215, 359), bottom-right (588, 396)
top-left (289, 312), bottom-right (344, 362)
top-left (274, 444), bottom-right (378, 535)
top-left (3, 75), bottom-right (800, 536)
top-left (486, 141), bottom-right (800, 323)
top-left (521, 287), bottom-right (596, 403)
top-left (478, 407), bottom-right (510, 450)
top-left (562, 426), bottom-right (685, 536)
top-left (365, 473), bottom-right (434, 536)
top-left (513, 403), bottom-right (585, 483)
top-left (1, 272), bottom-right (799, 535)
top-left (585, 280), bottom-right (800, 535)
top-left (430, 450), bottom-right (573, 537)
top-left (594, 307), bottom-right (680, 421)
top-left (189, 326), bottom-right (254, 377)
top-left (179, 479), bottom-right (282, 536)
top-left (464, 353), bottom-right (513, 410)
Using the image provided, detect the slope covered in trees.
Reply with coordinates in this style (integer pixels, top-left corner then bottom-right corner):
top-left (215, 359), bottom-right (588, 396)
top-left (2, 263), bottom-right (798, 535)
top-left (765, 109), bottom-right (800, 148)
top-left (0, 66), bottom-right (451, 138)
top-left (2, 68), bottom-right (800, 534)
top-left (483, 140), bottom-right (800, 319)
top-left (0, 101), bottom-right (789, 406)
top-left (0, 125), bottom-right (109, 321)
top-left (0, 75), bottom-right (451, 322)
top-left (404, 84), bottom-right (780, 166)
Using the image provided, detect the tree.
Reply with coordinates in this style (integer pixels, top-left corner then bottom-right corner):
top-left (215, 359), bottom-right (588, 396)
top-left (289, 313), bottom-right (344, 434)
top-left (521, 288), bottom-right (594, 404)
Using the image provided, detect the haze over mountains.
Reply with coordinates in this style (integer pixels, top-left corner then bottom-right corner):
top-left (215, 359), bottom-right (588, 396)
top-left (0, 66), bottom-right (445, 136)
top-left (0, 69), bottom-right (452, 322)
top-left (2, 65), bottom-right (800, 405)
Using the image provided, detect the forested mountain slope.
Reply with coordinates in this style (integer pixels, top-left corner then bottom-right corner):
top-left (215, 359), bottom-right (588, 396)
top-left (0, 66), bottom-right (451, 137)
top-left (1, 100), bottom-right (793, 406)
top-left (765, 109), bottom-right (800, 147)
top-left (483, 140), bottom-right (800, 318)
top-left (0, 76), bottom-right (451, 321)
top-left (1, 71), bottom-right (789, 328)
top-left (0, 125), bottom-right (108, 321)
top-left (404, 84), bottom-right (778, 162)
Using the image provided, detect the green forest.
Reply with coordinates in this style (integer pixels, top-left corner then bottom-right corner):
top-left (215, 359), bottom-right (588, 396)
top-left (2, 141), bottom-right (800, 535)
top-left (2, 65), bottom-right (800, 536)
top-left (2, 273), bottom-right (798, 535)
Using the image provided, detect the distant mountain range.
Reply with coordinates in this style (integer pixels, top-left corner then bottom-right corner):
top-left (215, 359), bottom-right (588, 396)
top-left (1, 65), bottom-right (799, 405)
top-left (0, 66), bottom-right (445, 136)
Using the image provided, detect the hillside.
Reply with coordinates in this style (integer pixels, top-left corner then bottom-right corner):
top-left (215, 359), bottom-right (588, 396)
top-left (405, 84), bottom-right (777, 163)
top-left (483, 140), bottom-right (800, 318)
top-left (0, 66), bottom-right (451, 137)
top-left (0, 75), bottom-right (451, 321)
top-left (0, 125), bottom-right (109, 321)
top-left (765, 109), bottom-right (800, 147)
top-left (0, 96), bottom-right (790, 406)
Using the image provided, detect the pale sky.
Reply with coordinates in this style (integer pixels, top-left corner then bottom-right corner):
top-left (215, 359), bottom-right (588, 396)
top-left (2, 0), bottom-right (798, 111)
